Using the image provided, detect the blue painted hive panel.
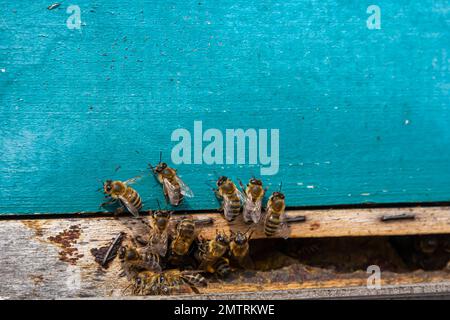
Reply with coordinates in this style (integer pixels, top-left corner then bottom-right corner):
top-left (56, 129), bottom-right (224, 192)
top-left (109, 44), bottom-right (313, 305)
top-left (0, 1), bottom-right (449, 214)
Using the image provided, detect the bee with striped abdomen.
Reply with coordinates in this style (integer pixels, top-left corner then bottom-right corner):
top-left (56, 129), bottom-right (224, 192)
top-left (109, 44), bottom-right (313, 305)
top-left (132, 269), bottom-right (206, 295)
top-left (146, 207), bottom-right (173, 257)
top-left (214, 176), bottom-right (243, 222)
top-left (264, 190), bottom-right (290, 238)
top-left (239, 177), bottom-right (266, 224)
top-left (230, 229), bottom-right (254, 269)
top-left (171, 217), bottom-right (196, 256)
top-left (102, 178), bottom-right (142, 217)
top-left (118, 244), bottom-right (162, 280)
top-left (196, 230), bottom-right (230, 271)
top-left (150, 153), bottom-right (194, 206)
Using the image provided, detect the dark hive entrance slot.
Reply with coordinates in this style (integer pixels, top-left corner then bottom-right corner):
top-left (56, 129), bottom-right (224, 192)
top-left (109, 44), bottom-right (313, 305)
top-left (248, 235), bottom-right (450, 272)
top-left (208, 234), bottom-right (450, 287)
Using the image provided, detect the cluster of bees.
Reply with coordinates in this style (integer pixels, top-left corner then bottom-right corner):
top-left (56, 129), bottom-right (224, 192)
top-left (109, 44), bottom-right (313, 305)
top-left (100, 156), bottom-right (294, 295)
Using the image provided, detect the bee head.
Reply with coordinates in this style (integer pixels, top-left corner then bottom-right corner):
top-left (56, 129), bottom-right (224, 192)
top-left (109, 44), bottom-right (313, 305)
top-left (155, 162), bottom-right (168, 173)
top-left (272, 191), bottom-right (285, 200)
top-left (153, 209), bottom-right (171, 218)
top-left (233, 231), bottom-right (247, 245)
top-left (271, 192), bottom-right (286, 211)
top-left (216, 176), bottom-right (228, 187)
top-left (153, 210), bottom-right (171, 228)
top-left (104, 180), bottom-right (124, 195)
top-left (215, 231), bottom-right (229, 245)
top-left (250, 178), bottom-right (262, 186)
top-left (103, 180), bottom-right (113, 194)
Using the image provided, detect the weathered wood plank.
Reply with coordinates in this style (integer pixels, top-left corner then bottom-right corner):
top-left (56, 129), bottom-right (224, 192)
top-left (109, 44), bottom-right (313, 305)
top-left (1, 1), bottom-right (450, 214)
top-left (1, 206), bottom-right (450, 299)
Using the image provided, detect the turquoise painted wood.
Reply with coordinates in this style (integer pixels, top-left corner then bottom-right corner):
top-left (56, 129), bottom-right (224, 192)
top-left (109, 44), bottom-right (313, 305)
top-left (1, 1), bottom-right (449, 214)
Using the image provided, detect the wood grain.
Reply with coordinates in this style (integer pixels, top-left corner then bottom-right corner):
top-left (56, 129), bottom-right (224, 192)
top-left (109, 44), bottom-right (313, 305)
top-left (0, 206), bottom-right (449, 298)
top-left (1, 1), bottom-right (450, 214)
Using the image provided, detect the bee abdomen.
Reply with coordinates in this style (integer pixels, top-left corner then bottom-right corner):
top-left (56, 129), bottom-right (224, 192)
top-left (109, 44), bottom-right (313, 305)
top-left (264, 214), bottom-right (280, 236)
top-left (169, 189), bottom-right (183, 206)
top-left (214, 258), bottom-right (231, 277)
top-left (127, 188), bottom-right (143, 211)
top-left (178, 219), bottom-right (195, 237)
top-left (224, 198), bottom-right (241, 221)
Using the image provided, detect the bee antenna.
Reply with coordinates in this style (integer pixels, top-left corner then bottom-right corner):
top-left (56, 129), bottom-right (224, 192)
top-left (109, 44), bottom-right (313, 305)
top-left (159, 151), bottom-right (162, 164)
top-left (279, 182), bottom-right (283, 192)
top-left (205, 181), bottom-right (215, 190)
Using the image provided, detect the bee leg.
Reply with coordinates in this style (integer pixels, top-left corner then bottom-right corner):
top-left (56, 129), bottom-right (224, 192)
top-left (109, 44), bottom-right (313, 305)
top-left (99, 198), bottom-right (117, 209)
top-left (189, 285), bottom-right (201, 294)
top-left (134, 235), bottom-right (148, 246)
top-left (213, 189), bottom-right (221, 199)
top-left (238, 179), bottom-right (246, 193)
top-left (113, 206), bottom-right (125, 216)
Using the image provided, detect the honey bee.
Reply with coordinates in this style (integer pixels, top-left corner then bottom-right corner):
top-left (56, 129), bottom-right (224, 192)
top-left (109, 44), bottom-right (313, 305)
top-left (239, 178), bottom-right (266, 224)
top-left (150, 153), bottom-right (194, 206)
top-left (214, 176), bottom-right (243, 222)
top-left (146, 208), bottom-right (173, 257)
top-left (118, 245), bottom-right (161, 280)
top-left (196, 230), bottom-right (230, 271)
top-left (264, 191), bottom-right (289, 238)
top-left (132, 269), bottom-right (206, 295)
top-left (230, 229), bottom-right (254, 268)
top-left (102, 178), bottom-right (142, 217)
top-left (171, 217), bottom-right (196, 256)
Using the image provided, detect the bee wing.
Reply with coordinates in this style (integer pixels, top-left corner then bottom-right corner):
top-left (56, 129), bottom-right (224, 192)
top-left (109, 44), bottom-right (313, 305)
top-left (242, 192), bottom-right (262, 224)
top-left (250, 199), bottom-right (263, 224)
top-left (118, 196), bottom-right (140, 217)
top-left (162, 178), bottom-right (179, 205)
top-left (123, 175), bottom-right (144, 186)
top-left (278, 212), bottom-right (291, 239)
top-left (236, 188), bottom-right (246, 204)
top-left (222, 197), bottom-right (236, 221)
top-left (175, 176), bottom-right (194, 198)
top-left (148, 231), bottom-right (169, 257)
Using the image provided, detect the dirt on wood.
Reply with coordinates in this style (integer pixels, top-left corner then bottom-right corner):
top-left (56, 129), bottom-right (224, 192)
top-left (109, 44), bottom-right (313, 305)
top-left (48, 225), bottom-right (83, 265)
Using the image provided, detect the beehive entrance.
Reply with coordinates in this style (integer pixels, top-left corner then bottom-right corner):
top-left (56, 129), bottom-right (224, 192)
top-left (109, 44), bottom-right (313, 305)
top-left (200, 234), bottom-right (450, 293)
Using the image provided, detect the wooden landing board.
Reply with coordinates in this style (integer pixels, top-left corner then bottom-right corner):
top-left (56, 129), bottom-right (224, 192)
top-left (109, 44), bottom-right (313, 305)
top-left (1, 207), bottom-right (450, 299)
top-left (2, 206), bottom-right (450, 240)
top-left (1, 2), bottom-right (450, 214)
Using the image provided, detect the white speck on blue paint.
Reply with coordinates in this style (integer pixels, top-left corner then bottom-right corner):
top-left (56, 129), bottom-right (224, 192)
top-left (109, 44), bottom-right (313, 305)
top-left (404, 119), bottom-right (410, 125)
top-left (307, 185), bottom-right (314, 189)
top-left (0, 68), bottom-right (5, 73)
top-left (297, 182), bottom-right (303, 186)
top-left (361, 193), bottom-right (370, 196)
